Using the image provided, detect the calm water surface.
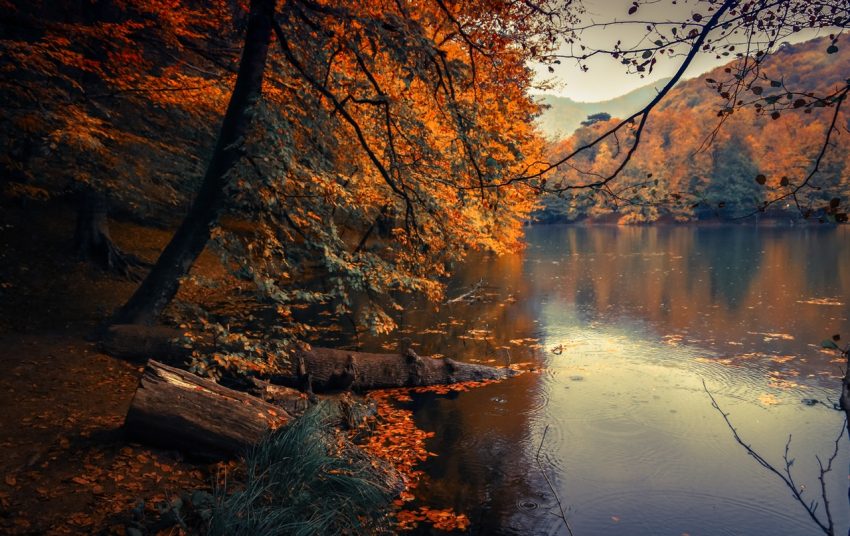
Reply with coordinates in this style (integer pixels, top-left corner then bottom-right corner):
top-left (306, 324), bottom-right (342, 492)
top-left (342, 225), bottom-right (850, 535)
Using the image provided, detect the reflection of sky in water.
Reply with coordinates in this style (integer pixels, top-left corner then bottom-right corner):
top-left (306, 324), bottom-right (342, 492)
top-left (527, 301), bottom-right (845, 535)
top-left (355, 226), bottom-right (850, 535)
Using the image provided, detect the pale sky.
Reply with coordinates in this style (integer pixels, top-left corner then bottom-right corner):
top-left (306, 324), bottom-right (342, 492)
top-left (534, 0), bottom-right (832, 103)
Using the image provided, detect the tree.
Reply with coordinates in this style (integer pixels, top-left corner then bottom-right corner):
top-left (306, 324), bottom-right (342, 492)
top-left (173, 0), bottom-right (562, 371)
top-left (581, 112), bottom-right (611, 127)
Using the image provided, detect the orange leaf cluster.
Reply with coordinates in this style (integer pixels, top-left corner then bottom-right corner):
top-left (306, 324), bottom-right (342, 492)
top-left (411, 378), bottom-right (505, 395)
top-left (396, 506), bottom-right (471, 532)
top-left (362, 390), bottom-right (435, 487)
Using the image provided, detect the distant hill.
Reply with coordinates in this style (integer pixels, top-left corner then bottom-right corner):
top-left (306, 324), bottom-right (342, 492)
top-left (535, 78), bottom-right (672, 139)
top-left (536, 36), bottom-right (850, 224)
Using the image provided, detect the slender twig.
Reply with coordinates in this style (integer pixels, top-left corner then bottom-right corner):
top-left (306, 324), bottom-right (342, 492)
top-left (444, 278), bottom-right (485, 305)
top-left (535, 425), bottom-right (575, 536)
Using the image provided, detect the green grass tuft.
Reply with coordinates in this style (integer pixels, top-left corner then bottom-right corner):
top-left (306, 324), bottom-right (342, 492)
top-left (207, 401), bottom-right (397, 536)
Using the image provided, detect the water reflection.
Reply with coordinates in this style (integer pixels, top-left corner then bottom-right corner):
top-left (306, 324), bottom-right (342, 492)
top-left (327, 225), bottom-right (850, 535)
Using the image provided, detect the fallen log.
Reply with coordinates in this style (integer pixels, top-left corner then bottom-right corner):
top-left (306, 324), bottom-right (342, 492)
top-left (281, 346), bottom-right (518, 391)
top-left (124, 360), bottom-right (290, 459)
top-left (103, 324), bottom-right (519, 392)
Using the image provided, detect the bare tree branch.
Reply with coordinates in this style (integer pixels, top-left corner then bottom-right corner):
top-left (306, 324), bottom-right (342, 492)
top-left (703, 379), bottom-right (844, 535)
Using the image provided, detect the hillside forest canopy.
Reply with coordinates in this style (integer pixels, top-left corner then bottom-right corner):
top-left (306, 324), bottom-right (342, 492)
top-left (1, 0), bottom-right (850, 533)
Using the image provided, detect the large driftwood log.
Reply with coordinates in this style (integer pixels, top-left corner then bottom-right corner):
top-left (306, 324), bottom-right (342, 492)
top-left (103, 324), bottom-right (519, 392)
top-left (124, 360), bottom-right (290, 458)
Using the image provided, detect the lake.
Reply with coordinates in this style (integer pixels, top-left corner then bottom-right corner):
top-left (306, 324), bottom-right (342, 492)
top-left (333, 225), bottom-right (850, 535)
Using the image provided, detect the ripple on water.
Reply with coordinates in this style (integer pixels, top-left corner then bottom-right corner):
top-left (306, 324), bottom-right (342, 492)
top-left (566, 488), bottom-right (818, 536)
top-left (515, 498), bottom-right (538, 511)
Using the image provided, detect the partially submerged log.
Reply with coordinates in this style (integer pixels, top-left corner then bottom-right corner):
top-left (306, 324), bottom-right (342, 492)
top-left (124, 360), bottom-right (290, 458)
top-left (282, 347), bottom-right (518, 391)
top-left (103, 324), bottom-right (519, 392)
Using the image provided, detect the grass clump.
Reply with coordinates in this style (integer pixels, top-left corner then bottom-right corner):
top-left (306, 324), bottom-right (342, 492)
top-left (206, 401), bottom-right (398, 536)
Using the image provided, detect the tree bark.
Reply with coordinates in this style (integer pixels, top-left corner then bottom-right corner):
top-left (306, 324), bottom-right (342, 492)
top-left (124, 360), bottom-right (291, 459)
top-left (101, 324), bottom-right (519, 391)
top-left (111, 0), bottom-right (276, 326)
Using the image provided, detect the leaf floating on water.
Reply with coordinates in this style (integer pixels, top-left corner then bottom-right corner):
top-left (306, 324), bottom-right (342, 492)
top-left (747, 331), bottom-right (794, 341)
top-left (796, 297), bottom-right (844, 306)
top-left (397, 506), bottom-right (471, 532)
top-left (419, 328), bottom-right (447, 335)
top-left (767, 372), bottom-right (801, 390)
top-left (662, 334), bottom-right (684, 346)
top-left (758, 393), bottom-right (781, 406)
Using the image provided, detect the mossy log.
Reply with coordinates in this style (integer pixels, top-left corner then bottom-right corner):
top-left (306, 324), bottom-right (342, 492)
top-left (124, 360), bottom-right (290, 459)
top-left (103, 324), bottom-right (518, 393)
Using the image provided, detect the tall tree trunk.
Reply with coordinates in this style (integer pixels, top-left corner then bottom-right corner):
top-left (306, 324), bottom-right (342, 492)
top-left (111, 0), bottom-right (276, 325)
top-left (74, 186), bottom-right (141, 279)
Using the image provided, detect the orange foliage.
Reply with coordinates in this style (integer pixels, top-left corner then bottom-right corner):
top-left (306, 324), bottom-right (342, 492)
top-left (543, 36), bottom-right (850, 223)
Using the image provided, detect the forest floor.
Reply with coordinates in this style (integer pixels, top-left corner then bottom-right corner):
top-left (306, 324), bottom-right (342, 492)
top-left (0, 198), bottom-right (227, 535)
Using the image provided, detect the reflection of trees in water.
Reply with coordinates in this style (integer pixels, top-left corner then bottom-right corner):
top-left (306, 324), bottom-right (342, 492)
top-left (520, 226), bottom-right (849, 378)
top-left (691, 228), bottom-right (763, 310)
top-left (780, 228), bottom-right (850, 298)
top-left (330, 225), bottom-right (850, 362)
top-left (406, 373), bottom-right (546, 535)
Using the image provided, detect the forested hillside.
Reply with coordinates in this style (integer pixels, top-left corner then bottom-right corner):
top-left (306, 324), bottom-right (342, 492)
top-left (535, 78), bottom-right (672, 139)
top-left (537, 36), bottom-right (850, 224)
